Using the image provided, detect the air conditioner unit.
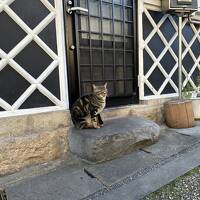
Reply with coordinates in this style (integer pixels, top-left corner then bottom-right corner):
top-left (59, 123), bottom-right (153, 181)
top-left (162, 0), bottom-right (198, 12)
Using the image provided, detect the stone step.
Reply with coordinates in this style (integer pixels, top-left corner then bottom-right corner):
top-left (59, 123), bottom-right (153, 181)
top-left (69, 117), bottom-right (160, 163)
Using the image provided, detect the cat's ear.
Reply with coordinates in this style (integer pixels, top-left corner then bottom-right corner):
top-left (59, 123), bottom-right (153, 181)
top-left (104, 82), bottom-right (107, 88)
top-left (92, 84), bottom-right (96, 90)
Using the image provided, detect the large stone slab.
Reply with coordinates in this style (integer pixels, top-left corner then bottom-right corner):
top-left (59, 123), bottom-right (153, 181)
top-left (69, 117), bottom-right (160, 163)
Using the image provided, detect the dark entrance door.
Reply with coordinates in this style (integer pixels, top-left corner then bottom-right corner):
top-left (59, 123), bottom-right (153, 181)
top-left (65, 0), bottom-right (138, 108)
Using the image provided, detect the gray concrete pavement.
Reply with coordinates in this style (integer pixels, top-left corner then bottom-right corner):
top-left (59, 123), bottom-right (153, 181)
top-left (1, 124), bottom-right (200, 200)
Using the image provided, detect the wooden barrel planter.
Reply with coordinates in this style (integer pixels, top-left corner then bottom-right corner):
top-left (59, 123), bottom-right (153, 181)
top-left (164, 100), bottom-right (195, 129)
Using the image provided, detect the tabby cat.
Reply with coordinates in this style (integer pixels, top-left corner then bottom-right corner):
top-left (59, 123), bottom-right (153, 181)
top-left (70, 83), bottom-right (107, 129)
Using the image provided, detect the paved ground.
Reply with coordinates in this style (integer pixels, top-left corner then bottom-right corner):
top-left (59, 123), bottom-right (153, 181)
top-left (1, 122), bottom-right (200, 200)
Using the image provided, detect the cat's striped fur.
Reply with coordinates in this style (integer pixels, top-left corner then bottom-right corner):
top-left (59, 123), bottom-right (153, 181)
top-left (70, 83), bottom-right (107, 129)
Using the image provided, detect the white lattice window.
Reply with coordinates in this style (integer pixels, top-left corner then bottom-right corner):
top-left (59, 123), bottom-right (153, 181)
top-left (0, 0), bottom-right (68, 116)
top-left (138, 1), bottom-right (200, 100)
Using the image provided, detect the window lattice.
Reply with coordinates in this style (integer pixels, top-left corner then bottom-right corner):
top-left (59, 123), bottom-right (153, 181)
top-left (139, 6), bottom-right (200, 100)
top-left (0, 0), bottom-right (65, 112)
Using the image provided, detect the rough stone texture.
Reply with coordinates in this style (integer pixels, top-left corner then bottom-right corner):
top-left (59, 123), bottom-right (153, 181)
top-left (0, 110), bottom-right (71, 137)
top-left (69, 117), bottom-right (160, 163)
top-left (0, 127), bottom-right (69, 176)
top-left (102, 102), bottom-right (165, 124)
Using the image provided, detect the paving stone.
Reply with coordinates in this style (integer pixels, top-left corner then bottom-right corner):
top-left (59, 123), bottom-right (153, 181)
top-left (84, 150), bottom-right (159, 186)
top-left (169, 121), bottom-right (200, 137)
top-left (142, 130), bottom-right (197, 159)
top-left (69, 117), bottom-right (160, 163)
top-left (5, 166), bottom-right (103, 200)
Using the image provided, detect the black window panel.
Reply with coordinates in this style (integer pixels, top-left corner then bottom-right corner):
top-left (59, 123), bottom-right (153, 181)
top-left (191, 39), bottom-right (200, 59)
top-left (42, 67), bottom-right (60, 99)
top-left (142, 13), bottom-right (153, 40)
top-left (161, 83), bottom-right (176, 94)
top-left (14, 41), bottom-right (53, 79)
top-left (0, 107), bottom-right (5, 111)
top-left (38, 19), bottom-right (57, 53)
top-left (191, 68), bottom-right (200, 85)
top-left (20, 90), bottom-right (54, 109)
top-left (10, 0), bottom-right (49, 29)
top-left (160, 17), bottom-right (176, 42)
top-left (143, 49), bottom-right (154, 74)
top-left (182, 23), bottom-right (194, 43)
top-left (144, 84), bottom-right (154, 96)
top-left (48, 0), bottom-right (54, 7)
top-left (171, 37), bottom-right (178, 56)
top-left (0, 12), bottom-right (26, 53)
top-left (148, 33), bottom-right (165, 58)
top-left (171, 69), bottom-right (178, 87)
top-left (148, 67), bottom-right (165, 91)
top-left (148, 10), bottom-right (163, 24)
top-left (182, 53), bottom-right (194, 73)
top-left (160, 51), bottom-right (176, 74)
top-left (0, 65), bottom-right (30, 105)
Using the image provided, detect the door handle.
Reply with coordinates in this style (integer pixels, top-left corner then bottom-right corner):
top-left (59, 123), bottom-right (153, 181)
top-left (67, 7), bottom-right (89, 14)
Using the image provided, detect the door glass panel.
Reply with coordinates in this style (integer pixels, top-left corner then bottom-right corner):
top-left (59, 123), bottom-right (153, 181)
top-left (76, 0), bottom-right (136, 100)
top-left (93, 66), bottom-right (103, 80)
top-left (114, 5), bottom-right (123, 20)
top-left (107, 82), bottom-right (115, 96)
top-left (103, 35), bottom-right (113, 48)
top-left (103, 20), bottom-right (113, 34)
top-left (80, 49), bottom-right (90, 64)
top-left (125, 8), bottom-right (133, 21)
top-left (92, 50), bottom-right (102, 64)
top-left (79, 0), bottom-right (87, 8)
top-left (114, 0), bottom-right (122, 4)
top-left (80, 66), bottom-right (91, 81)
top-left (115, 51), bottom-right (124, 64)
top-left (79, 33), bottom-right (89, 47)
top-left (124, 0), bottom-right (132, 6)
top-left (105, 66), bottom-right (114, 79)
top-left (91, 34), bottom-right (102, 47)
top-left (90, 17), bottom-right (101, 32)
top-left (79, 16), bottom-right (88, 31)
top-left (116, 66), bottom-right (124, 79)
top-left (125, 23), bottom-right (133, 35)
top-left (104, 50), bottom-right (113, 64)
top-left (116, 81), bottom-right (124, 95)
top-left (89, 0), bottom-right (100, 16)
top-left (125, 37), bottom-right (133, 49)
top-left (115, 36), bottom-right (123, 48)
top-left (114, 21), bottom-right (123, 35)
top-left (102, 3), bottom-right (112, 18)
